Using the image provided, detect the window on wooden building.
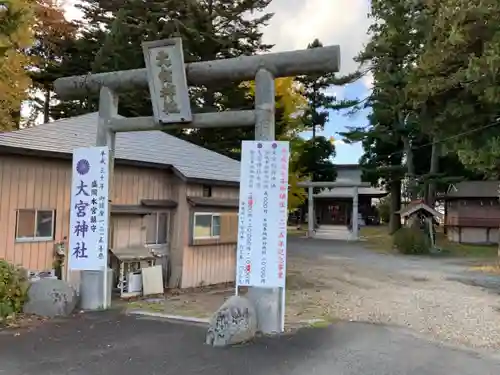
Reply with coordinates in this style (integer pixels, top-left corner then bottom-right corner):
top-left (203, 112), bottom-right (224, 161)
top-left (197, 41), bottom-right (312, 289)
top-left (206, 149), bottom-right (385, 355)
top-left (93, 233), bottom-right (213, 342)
top-left (202, 185), bottom-right (212, 197)
top-left (145, 212), bottom-right (169, 245)
top-left (15, 209), bottom-right (55, 241)
top-left (193, 213), bottom-right (220, 239)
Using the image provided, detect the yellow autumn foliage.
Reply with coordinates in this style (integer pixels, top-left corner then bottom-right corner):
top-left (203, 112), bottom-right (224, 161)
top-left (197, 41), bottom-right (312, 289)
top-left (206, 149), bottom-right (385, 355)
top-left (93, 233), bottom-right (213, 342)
top-left (0, 0), bottom-right (35, 131)
top-left (242, 77), bottom-right (307, 135)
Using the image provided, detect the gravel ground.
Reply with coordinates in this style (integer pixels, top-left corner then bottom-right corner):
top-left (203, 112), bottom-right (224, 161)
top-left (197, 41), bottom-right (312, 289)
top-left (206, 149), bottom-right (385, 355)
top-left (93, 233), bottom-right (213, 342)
top-left (287, 239), bottom-right (500, 351)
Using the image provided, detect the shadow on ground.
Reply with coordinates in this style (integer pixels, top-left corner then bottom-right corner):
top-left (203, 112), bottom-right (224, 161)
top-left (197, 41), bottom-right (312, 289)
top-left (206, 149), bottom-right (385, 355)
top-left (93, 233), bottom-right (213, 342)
top-left (447, 272), bottom-right (500, 295)
top-left (1, 311), bottom-right (499, 375)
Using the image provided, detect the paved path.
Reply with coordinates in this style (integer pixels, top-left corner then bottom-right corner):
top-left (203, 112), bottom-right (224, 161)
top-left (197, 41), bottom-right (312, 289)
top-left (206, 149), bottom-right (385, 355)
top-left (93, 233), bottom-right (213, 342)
top-left (1, 312), bottom-right (500, 375)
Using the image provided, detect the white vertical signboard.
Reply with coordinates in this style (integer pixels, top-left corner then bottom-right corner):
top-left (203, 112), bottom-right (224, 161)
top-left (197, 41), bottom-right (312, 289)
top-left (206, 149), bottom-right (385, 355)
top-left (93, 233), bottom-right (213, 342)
top-left (236, 141), bottom-right (289, 288)
top-left (68, 147), bottom-right (110, 271)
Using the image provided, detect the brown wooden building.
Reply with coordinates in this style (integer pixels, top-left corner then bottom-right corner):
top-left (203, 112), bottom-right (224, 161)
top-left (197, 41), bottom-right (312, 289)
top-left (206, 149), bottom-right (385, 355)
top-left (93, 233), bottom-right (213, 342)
top-left (444, 180), bottom-right (500, 244)
top-left (0, 113), bottom-right (241, 288)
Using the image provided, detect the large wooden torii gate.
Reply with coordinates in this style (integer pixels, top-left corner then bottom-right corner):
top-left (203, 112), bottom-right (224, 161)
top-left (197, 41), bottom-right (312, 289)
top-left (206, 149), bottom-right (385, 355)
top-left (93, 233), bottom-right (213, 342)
top-left (54, 39), bottom-right (341, 334)
top-left (297, 181), bottom-right (371, 240)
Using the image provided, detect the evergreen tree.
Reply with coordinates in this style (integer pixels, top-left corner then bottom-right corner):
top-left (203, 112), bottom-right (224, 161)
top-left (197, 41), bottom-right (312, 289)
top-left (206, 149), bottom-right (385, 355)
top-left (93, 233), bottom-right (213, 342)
top-left (342, 0), bottom-right (420, 232)
top-left (343, 0), bottom-right (489, 227)
top-left (27, 0), bottom-right (77, 124)
top-left (406, 0), bottom-right (500, 177)
top-left (294, 136), bottom-right (337, 183)
top-left (295, 39), bottom-right (360, 183)
top-left (297, 39), bottom-right (360, 142)
top-left (50, 0), bottom-right (169, 119)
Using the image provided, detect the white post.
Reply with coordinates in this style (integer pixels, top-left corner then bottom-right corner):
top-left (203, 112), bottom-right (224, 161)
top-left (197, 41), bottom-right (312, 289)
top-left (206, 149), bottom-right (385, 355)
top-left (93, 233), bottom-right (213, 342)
top-left (308, 186), bottom-right (314, 237)
top-left (96, 87), bottom-right (118, 309)
top-left (352, 186), bottom-right (359, 241)
top-left (247, 67), bottom-right (283, 334)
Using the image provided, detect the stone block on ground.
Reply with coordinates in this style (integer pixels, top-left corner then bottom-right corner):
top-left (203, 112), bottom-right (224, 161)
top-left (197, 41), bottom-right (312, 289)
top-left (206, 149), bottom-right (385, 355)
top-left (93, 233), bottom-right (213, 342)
top-left (23, 279), bottom-right (78, 318)
top-left (205, 295), bottom-right (257, 347)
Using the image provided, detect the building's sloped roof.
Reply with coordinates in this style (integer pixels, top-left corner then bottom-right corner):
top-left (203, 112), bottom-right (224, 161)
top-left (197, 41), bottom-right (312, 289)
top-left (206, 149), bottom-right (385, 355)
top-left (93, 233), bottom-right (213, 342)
top-left (0, 112), bottom-right (240, 183)
top-left (397, 201), bottom-right (443, 220)
top-left (334, 164), bottom-right (360, 170)
top-left (445, 180), bottom-right (500, 198)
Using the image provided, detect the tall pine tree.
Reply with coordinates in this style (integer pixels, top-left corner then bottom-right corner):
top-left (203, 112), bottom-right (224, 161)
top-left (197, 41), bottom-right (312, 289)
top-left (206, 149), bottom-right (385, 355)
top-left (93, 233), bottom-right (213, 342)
top-left (407, 0), bottom-right (500, 177)
top-left (342, 0), bottom-right (420, 232)
top-left (295, 38), bottom-right (360, 183)
top-left (27, 0), bottom-right (77, 124)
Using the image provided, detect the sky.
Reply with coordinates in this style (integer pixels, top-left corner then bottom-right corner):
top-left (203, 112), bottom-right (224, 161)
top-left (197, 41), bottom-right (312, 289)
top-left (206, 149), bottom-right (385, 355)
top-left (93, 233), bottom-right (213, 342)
top-left (63, 0), bottom-right (373, 164)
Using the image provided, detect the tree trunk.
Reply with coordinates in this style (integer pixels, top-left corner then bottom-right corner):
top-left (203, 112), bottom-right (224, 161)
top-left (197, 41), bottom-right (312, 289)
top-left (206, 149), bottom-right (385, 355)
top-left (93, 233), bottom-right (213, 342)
top-left (498, 221), bottom-right (500, 262)
top-left (43, 89), bottom-right (51, 124)
top-left (389, 179), bottom-right (402, 234)
top-left (312, 123), bottom-right (316, 184)
top-left (403, 136), bottom-right (418, 201)
top-left (10, 109), bottom-right (21, 129)
top-left (497, 193), bottom-right (500, 260)
top-left (427, 138), bottom-right (440, 206)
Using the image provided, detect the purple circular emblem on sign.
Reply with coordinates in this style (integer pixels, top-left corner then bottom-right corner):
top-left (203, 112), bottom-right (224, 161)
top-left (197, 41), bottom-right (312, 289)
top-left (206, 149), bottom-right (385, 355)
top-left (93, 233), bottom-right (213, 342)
top-left (272, 143), bottom-right (277, 149)
top-left (257, 143), bottom-right (263, 148)
top-left (76, 159), bottom-right (90, 175)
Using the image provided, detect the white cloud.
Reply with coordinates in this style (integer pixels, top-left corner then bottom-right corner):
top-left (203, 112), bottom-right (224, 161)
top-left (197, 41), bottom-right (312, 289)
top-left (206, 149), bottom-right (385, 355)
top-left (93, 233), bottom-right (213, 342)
top-left (361, 71), bottom-right (374, 90)
top-left (260, 0), bottom-right (371, 75)
top-left (64, 0), bottom-right (82, 21)
top-left (322, 85), bottom-right (345, 100)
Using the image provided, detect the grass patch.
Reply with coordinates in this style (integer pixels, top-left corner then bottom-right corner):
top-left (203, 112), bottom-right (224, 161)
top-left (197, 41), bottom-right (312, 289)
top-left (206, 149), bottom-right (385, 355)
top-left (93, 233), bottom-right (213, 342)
top-left (287, 225), bottom-right (307, 236)
top-left (360, 225), bottom-right (497, 258)
top-left (0, 314), bottom-right (49, 331)
top-left (309, 319), bottom-right (333, 328)
top-left (360, 226), bottom-right (394, 253)
top-left (127, 300), bottom-right (165, 313)
top-left (435, 232), bottom-right (497, 258)
top-left (469, 264), bottom-right (500, 274)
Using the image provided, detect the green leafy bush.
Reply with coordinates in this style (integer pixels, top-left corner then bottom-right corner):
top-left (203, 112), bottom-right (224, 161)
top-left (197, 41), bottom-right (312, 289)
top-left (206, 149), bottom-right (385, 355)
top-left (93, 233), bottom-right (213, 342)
top-left (393, 227), bottom-right (431, 255)
top-left (377, 197), bottom-right (391, 223)
top-left (0, 260), bottom-right (29, 322)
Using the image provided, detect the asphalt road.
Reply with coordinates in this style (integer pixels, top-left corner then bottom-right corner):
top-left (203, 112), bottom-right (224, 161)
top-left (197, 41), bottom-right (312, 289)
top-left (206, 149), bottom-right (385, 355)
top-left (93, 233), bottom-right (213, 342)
top-left (1, 311), bottom-right (499, 375)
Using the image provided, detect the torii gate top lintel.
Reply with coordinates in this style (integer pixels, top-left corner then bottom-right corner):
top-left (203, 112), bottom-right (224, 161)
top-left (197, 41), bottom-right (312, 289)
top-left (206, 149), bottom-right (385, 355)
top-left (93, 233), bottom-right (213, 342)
top-left (53, 44), bottom-right (341, 100)
top-left (297, 181), bottom-right (371, 188)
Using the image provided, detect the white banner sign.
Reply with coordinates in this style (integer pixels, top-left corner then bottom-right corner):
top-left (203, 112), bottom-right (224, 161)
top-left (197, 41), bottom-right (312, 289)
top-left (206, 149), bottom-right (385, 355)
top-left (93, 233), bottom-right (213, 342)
top-left (236, 141), bottom-right (289, 288)
top-left (68, 147), bottom-right (110, 271)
